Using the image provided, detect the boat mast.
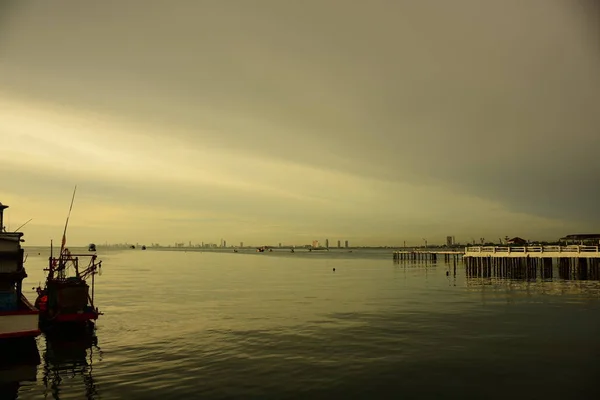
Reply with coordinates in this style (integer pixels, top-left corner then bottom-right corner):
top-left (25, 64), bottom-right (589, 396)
top-left (60, 185), bottom-right (77, 256)
top-left (48, 239), bottom-right (53, 280)
top-left (91, 268), bottom-right (95, 305)
top-left (55, 185), bottom-right (77, 279)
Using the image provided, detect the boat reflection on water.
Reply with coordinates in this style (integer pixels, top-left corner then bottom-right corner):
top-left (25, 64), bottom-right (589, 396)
top-left (42, 329), bottom-right (101, 400)
top-left (0, 338), bottom-right (40, 399)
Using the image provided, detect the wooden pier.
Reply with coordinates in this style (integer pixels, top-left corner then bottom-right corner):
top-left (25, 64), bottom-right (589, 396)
top-left (393, 250), bottom-right (463, 263)
top-left (393, 246), bottom-right (600, 262)
top-left (464, 256), bottom-right (600, 281)
top-left (464, 246), bottom-right (600, 281)
top-left (464, 245), bottom-right (600, 258)
top-left (392, 245), bottom-right (600, 281)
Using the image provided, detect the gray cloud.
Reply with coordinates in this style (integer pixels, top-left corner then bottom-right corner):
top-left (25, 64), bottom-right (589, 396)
top-left (1, 0), bottom-right (599, 243)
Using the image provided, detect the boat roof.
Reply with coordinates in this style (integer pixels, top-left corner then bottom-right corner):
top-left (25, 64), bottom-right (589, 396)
top-left (0, 232), bottom-right (24, 239)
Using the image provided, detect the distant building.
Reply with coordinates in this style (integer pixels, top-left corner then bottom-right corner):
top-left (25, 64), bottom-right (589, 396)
top-left (325, 239), bottom-right (329, 249)
top-left (559, 234), bottom-right (600, 245)
top-left (446, 236), bottom-right (454, 247)
top-left (337, 240), bottom-right (341, 248)
top-left (312, 240), bottom-right (320, 248)
top-left (240, 241), bottom-right (244, 248)
top-left (279, 242), bottom-right (282, 248)
top-left (345, 240), bottom-right (349, 248)
top-left (507, 237), bottom-right (527, 245)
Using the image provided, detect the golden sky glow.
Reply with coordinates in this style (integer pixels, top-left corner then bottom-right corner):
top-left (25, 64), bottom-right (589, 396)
top-left (1, 1), bottom-right (598, 246)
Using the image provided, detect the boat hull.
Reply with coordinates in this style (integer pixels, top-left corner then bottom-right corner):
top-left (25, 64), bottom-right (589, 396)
top-left (35, 277), bottom-right (100, 332)
top-left (52, 311), bottom-right (99, 323)
top-left (36, 292), bottom-right (99, 334)
top-left (0, 295), bottom-right (40, 340)
top-left (38, 309), bottom-right (99, 325)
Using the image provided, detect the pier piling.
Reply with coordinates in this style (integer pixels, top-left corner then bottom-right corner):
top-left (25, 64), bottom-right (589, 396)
top-left (392, 245), bottom-right (600, 280)
top-left (393, 250), bottom-right (462, 265)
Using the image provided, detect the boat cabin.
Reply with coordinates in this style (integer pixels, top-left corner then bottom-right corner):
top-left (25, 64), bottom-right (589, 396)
top-left (0, 203), bottom-right (26, 312)
top-left (0, 202), bottom-right (39, 341)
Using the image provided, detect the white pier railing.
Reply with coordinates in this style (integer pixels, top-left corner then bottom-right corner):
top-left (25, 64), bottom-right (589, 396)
top-left (465, 245), bottom-right (600, 258)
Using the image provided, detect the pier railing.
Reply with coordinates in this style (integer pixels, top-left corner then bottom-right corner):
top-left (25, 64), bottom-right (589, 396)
top-left (465, 245), bottom-right (600, 254)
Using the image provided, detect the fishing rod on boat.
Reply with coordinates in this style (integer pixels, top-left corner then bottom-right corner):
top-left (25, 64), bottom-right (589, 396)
top-left (60, 185), bottom-right (78, 255)
top-left (13, 218), bottom-right (33, 232)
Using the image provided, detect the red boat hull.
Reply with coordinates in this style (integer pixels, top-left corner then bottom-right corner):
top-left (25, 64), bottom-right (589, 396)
top-left (0, 329), bottom-right (41, 340)
top-left (0, 295), bottom-right (41, 340)
top-left (53, 311), bottom-right (99, 323)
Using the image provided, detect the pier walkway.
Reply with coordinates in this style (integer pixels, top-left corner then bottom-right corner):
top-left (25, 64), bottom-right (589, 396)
top-left (392, 246), bottom-right (600, 279)
top-left (464, 245), bottom-right (600, 258)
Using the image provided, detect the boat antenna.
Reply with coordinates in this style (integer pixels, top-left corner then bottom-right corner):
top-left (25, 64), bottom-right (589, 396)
top-left (60, 185), bottom-right (77, 255)
top-left (13, 218), bottom-right (33, 232)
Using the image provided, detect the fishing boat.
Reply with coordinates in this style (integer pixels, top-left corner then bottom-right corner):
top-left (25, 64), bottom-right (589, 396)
top-left (34, 247), bottom-right (102, 332)
top-left (34, 187), bottom-right (103, 333)
top-left (0, 202), bottom-right (40, 340)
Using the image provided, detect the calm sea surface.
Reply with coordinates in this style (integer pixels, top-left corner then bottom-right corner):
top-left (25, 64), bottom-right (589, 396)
top-left (2, 247), bottom-right (600, 399)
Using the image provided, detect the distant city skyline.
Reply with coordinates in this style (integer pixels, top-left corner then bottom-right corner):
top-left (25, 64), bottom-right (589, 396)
top-left (25, 232), bottom-right (587, 249)
top-left (1, 1), bottom-right (598, 246)
top-left (45, 234), bottom-right (575, 249)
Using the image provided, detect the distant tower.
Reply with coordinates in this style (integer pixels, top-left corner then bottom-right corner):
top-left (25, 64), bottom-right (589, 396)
top-left (325, 239), bottom-right (329, 249)
top-left (223, 240), bottom-right (227, 248)
top-left (337, 240), bottom-right (341, 248)
top-left (446, 236), bottom-right (453, 247)
top-left (240, 241), bottom-right (243, 248)
top-left (189, 241), bottom-right (192, 247)
top-left (345, 240), bottom-right (349, 248)
top-left (279, 242), bottom-right (282, 248)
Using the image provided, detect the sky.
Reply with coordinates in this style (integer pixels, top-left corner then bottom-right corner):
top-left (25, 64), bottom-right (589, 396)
top-left (1, 0), bottom-right (599, 247)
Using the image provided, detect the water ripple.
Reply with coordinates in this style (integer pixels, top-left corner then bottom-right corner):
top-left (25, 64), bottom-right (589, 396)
top-left (5, 248), bottom-right (600, 399)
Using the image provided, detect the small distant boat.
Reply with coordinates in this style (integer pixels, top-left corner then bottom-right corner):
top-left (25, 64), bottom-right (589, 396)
top-left (0, 202), bottom-right (41, 341)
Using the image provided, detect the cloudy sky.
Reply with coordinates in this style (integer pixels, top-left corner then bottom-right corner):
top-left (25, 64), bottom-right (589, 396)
top-left (1, 0), bottom-right (599, 246)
